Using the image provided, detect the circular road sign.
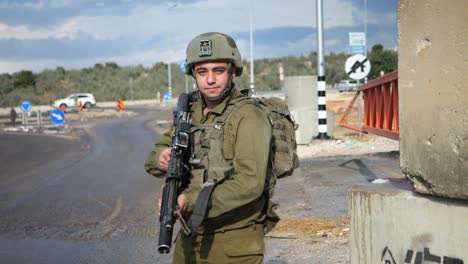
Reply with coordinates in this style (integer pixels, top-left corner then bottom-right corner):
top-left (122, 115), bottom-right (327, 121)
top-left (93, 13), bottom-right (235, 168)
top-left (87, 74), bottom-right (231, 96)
top-left (50, 109), bottom-right (65, 125)
top-left (180, 59), bottom-right (187, 73)
top-left (345, 54), bottom-right (371, 80)
top-left (20, 100), bottom-right (32, 112)
top-left (163, 92), bottom-right (171, 101)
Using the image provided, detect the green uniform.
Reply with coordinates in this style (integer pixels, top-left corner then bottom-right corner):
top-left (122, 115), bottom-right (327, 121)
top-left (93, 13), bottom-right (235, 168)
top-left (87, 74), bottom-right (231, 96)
top-left (145, 88), bottom-right (272, 263)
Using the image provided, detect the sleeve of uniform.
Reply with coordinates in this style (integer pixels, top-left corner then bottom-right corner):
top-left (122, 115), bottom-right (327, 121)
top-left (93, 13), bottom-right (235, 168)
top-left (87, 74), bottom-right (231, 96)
top-left (204, 104), bottom-right (271, 218)
top-left (144, 127), bottom-right (173, 177)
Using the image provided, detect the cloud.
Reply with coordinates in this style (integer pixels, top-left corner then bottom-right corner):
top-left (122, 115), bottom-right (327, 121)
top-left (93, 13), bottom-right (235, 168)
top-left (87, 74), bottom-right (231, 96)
top-left (0, 22), bottom-right (73, 40)
top-left (0, 59), bottom-right (77, 73)
top-left (325, 38), bottom-right (342, 48)
top-left (0, 13), bottom-right (135, 40)
top-left (0, 0), bottom-right (398, 73)
top-left (0, 0), bottom-right (71, 9)
top-left (0, 0), bottom-right (361, 41)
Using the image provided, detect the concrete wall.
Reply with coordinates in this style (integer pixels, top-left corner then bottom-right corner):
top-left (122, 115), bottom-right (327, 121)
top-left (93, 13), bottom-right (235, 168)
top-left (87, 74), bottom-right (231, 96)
top-left (283, 76), bottom-right (336, 143)
top-left (349, 186), bottom-right (468, 264)
top-left (398, 0), bottom-right (468, 199)
top-left (284, 76), bottom-right (318, 144)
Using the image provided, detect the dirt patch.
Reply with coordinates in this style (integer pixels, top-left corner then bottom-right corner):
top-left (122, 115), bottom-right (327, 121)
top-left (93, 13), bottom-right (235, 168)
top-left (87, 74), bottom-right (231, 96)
top-left (269, 217), bottom-right (350, 239)
top-left (328, 92), bottom-right (364, 140)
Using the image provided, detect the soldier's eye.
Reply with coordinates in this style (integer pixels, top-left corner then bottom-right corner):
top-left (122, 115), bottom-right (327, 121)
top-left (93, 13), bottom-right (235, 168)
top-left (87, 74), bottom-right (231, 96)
top-left (214, 68), bottom-right (226, 74)
top-left (196, 69), bottom-right (207, 76)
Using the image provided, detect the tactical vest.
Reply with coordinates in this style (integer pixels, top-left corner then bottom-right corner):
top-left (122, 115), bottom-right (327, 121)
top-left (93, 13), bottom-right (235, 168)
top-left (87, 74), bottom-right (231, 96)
top-left (186, 95), bottom-right (298, 235)
top-left (189, 115), bottom-right (235, 186)
top-left (186, 97), bottom-right (266, 235)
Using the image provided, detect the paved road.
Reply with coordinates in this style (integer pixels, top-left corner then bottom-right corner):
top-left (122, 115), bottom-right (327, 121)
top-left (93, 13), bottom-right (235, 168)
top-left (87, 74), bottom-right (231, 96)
top-left (0, 107), bottom-right (174, 264)
top-left (0, 105), bottom-right (404, 264)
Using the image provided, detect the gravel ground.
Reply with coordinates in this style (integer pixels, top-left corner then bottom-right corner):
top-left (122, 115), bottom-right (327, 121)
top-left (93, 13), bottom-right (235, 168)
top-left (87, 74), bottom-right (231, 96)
top-left (298, 136), bottom-right (399, 159)
top-left (263, 134), bottom-right (400, 264)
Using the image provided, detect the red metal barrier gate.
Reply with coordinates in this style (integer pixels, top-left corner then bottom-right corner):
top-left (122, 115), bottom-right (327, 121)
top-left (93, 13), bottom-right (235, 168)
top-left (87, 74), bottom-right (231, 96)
top-left (339, 70), bottom-right (399, 140)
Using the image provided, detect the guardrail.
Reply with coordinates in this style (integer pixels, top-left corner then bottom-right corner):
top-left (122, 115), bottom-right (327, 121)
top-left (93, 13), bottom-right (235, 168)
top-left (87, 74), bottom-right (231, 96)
top-left (339, 70), bottom-right (399, 141)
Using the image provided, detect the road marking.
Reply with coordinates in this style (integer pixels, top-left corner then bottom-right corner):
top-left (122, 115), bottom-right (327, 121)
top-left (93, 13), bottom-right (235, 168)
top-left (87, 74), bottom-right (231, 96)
top-left (98, 196), bottom-right (122, 225)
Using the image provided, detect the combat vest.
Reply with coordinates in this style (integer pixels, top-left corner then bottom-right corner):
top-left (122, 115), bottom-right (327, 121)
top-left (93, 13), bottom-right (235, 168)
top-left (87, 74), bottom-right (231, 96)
top-left (186, 94), bottom-right (299, 235)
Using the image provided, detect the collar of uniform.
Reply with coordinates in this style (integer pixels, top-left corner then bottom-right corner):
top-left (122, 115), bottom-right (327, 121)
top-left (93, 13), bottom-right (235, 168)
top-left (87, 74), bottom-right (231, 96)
top-left (209, 87), bottom-right (241, 116)
top-left (191, 85), bottom-right (242, 117)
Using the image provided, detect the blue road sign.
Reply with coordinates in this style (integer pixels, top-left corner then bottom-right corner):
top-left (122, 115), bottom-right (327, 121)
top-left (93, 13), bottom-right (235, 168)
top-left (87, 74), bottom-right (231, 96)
top-left (50, 109), bottom-right (65, 125)
top-left (349, 45), bottom-right (366, 55)
top-left (20, 100), bottom-right (32, 112)
top-left (180, 59), bottom-right (187, 73)
top-left (163, 92), bottom-right (171, 101)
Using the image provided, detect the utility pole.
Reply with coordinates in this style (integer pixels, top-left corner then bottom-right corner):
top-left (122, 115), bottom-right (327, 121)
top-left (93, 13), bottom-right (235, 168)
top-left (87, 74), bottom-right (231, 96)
top-left (129, 77), bottom-right (134, 100)
top-left (249, 0), bottom-right (255, 94)
top-left (168, 62), bottom-right (172, 98)
top-left (316, 0), bottom-right (330, 139)
top-left (167, 3), bottom-right (178, 99)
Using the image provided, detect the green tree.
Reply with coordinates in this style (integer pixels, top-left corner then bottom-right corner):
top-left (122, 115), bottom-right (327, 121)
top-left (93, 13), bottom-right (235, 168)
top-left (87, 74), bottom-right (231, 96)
top-left (56, 66), bottom-right (66, 75)
top-left (13, 70), bottom-right (36, 88)
top-left (0, 45), bottom-right (398, 107)
top-left (0, 73), bottom-right (13, 94)
top-left (368, 44), bottom-right (398, 80)
top-left (105, 62), bottom-right (119, 69)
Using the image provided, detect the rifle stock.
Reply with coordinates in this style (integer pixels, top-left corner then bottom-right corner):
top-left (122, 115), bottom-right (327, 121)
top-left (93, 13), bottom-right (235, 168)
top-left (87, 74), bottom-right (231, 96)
top-left (158, 93), bottom-right (192, 254)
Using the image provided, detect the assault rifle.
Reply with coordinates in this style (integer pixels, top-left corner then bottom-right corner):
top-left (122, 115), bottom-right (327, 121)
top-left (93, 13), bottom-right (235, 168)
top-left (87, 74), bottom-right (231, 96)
top-left (158, 93), bottom-right (192, 254)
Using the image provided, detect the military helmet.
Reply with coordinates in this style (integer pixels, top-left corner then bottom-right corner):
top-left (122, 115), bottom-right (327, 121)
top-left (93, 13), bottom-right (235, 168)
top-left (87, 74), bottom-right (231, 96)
top-left (185, 32), bottom-right (243, 76)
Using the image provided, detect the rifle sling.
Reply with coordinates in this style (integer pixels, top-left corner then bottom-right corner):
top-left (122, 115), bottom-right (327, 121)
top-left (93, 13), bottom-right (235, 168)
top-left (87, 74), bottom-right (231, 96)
top-left (186, 167), bottom-right (235, 237)
top-left (186, 182), bottom-right (217, 237)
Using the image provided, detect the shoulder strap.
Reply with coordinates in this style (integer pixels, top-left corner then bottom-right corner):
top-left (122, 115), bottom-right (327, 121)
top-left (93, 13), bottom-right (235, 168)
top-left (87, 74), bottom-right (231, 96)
top-left (216, 96), bottom-right (257, 124)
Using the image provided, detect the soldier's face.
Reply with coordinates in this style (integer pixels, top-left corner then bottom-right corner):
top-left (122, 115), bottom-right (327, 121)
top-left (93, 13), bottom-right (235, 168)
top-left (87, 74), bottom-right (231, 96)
top-left (193, 61), bottom-right (235, 99)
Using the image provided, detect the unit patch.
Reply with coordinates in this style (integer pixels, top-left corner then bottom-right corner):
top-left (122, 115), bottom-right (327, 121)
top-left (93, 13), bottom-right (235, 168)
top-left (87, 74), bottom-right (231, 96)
top-left (199, 40), bottom-right (212, 56)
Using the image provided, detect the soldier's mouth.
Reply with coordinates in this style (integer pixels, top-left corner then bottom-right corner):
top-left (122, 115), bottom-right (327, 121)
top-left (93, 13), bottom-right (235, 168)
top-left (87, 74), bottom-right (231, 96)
top-left (204, 87), bottom-right (220, 91)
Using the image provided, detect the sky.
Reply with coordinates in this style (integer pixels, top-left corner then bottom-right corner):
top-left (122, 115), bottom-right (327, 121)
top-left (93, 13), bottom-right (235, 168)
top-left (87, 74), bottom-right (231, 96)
top-left (0, 0), bottom-right (399, 74)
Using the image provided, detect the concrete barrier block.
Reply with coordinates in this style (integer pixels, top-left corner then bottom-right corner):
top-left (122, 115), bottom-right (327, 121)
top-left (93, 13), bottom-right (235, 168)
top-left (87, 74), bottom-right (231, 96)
top-left (398, 0), bottom-right (468, 199)
top-left (290, 109), bottom-right (317, 145)
top-left (349, 186), bottom-right (468, 264)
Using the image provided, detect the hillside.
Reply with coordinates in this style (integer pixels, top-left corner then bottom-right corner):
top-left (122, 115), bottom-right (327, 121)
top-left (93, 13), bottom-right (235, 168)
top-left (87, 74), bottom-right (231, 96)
top-left (0, 45), bottom-right (397, 108)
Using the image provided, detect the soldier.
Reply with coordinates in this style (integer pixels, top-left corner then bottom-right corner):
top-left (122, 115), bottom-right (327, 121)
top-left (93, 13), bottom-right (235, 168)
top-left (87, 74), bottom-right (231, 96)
top-left (10, 108), bottom-right (17, 126)
top-left (145, 32), bottom-right (273, 263)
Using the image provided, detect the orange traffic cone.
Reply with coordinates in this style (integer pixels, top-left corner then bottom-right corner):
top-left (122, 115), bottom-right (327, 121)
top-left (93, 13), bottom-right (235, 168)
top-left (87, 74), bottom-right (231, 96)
top-left (117, 99), bottom-right (124, 111)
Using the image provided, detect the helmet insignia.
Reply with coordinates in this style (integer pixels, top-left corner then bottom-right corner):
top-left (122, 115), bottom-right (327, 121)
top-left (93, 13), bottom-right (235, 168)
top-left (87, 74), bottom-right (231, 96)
top-left (199, 40), bottom-right (212, 57)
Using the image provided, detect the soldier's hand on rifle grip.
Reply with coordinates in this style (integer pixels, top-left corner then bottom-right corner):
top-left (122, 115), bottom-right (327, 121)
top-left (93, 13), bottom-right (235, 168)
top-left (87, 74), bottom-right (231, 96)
top-left (157, 193), bottom-right (187, 216)
top-left (158, 148), bottom-right (172, 171)
top-left (177, 194), bottom-right (188, 214)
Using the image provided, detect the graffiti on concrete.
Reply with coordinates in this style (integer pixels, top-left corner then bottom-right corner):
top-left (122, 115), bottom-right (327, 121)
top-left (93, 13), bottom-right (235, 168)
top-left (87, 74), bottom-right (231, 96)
top-left (381, 246), bottom-right (397, 264)
top-left (381, 246), bottom-right (464, 264)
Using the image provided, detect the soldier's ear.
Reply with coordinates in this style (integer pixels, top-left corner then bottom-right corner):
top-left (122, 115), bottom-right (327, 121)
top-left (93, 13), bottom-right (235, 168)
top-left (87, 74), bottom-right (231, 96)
top-left (230, 67), bottom-right (236, 78)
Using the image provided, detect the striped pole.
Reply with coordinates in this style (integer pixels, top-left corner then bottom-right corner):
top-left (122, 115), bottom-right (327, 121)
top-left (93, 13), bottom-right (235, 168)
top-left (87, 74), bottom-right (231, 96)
top-left (316, 0), bottom-right (330, 139)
